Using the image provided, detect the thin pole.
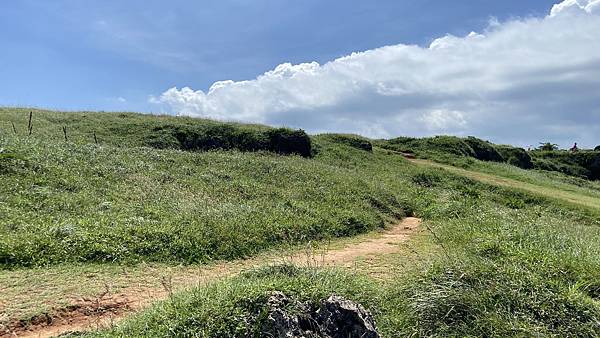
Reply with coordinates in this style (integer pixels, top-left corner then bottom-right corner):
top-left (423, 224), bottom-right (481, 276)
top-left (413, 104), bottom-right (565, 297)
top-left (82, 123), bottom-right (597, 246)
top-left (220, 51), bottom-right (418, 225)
top-left (28, 111), bottom-right (33, 135)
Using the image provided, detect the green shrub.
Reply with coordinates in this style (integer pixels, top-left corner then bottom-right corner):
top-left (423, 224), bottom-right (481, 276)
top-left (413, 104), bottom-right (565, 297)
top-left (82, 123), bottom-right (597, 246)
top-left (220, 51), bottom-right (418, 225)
top-left (383, 136), bottom-right (504, 163)
top-left (495, 145), bottom-right (534, 169)
top-left (266, 128), bottom-right (312, 157)
top-left (538, 142), bottom-right (559, 151)
top-left (323, 134), bottom-right (373, 152)
top-left (533, 157), bottom-right (588, 178)
top-left (591, 155), bottom-right (600, 180)
top-left (382, 135), bottom-right (475, 157)
top-left (0, 152), bottom-right (27, 174)
top-left (464, 137), bottom-right (503, 162)
top-left (530, 150), bottom-right (600, 180)
top-left (143, 124), bottom-right (312, 157)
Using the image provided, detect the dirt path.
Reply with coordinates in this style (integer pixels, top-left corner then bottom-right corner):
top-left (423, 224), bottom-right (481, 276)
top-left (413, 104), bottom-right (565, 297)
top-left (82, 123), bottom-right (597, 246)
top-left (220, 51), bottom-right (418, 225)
top-left (409, 158), bottom-right (600, 211)
top-left (5, 217), bottom-right (421, 338)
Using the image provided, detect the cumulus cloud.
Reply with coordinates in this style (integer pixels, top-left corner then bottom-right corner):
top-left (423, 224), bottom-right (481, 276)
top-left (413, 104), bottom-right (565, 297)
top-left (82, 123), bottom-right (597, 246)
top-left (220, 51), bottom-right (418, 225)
top-left (550, 0), bottom-right (600, 16)
top-left (151, 0), bottom-right (600, 148)
top-left (420, 110), bottom-right (468, 132)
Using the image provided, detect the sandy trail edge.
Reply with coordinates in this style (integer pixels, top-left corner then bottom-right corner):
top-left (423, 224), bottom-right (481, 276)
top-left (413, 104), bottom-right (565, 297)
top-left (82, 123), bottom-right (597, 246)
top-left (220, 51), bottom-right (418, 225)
top-left (6, 217), bottom-right (421, 338)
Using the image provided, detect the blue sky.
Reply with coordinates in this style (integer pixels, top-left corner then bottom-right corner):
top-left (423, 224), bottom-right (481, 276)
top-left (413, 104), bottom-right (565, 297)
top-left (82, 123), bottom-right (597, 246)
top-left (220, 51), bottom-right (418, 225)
top-left (0, 0), bottom-right (553, 111)
top-left (1, 0), bottom-right (599, 147)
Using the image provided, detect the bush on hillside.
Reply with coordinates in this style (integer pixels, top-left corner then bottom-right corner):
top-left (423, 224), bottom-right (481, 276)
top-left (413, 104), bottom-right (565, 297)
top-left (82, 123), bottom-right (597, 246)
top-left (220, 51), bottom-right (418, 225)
top-left (530, 150), bottom-right (600, 180)
top-left (590, 155), bottom-right (600, 180)
top-left (144, 124), bottom-right (312, 157)
top-left (384, 136), bottom-right (523, 166)
top-left (384, 136), bottom-right (475, 157)
top-left (532, 157), bottom-right (589, 178)
top-left (323, 134), bottom-right (373, 152)
top-left (495, 145), bottom-right (534, 169)
top-left (266, 128), bottom-right (312, 157)
top-left (464, 137), bottom-right (503, 162)
top-left (0, 152), bottom-right (27, 174)
top-left (384, 136), bottom-right (504, 163)
top-left (425, 136), bottom-right (475, 157)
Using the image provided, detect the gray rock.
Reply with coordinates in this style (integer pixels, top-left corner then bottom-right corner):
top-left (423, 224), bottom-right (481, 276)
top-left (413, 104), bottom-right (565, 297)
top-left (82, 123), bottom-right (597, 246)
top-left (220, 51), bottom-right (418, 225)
top-left (317, 295), bottom-right (380, 338)
top-left (263, 292), bottom-right (304, 338)
top-left (261, 292), bottom-right (379, 338)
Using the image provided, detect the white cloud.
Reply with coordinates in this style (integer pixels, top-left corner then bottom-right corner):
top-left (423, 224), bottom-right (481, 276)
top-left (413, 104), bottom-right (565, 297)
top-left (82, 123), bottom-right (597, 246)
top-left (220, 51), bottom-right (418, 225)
top-left (152, 0), bottom-right (600, 148)
top-left (550, 0), bottom-right (600, 17)
top-left (420, 110), bottom-right (468, 132)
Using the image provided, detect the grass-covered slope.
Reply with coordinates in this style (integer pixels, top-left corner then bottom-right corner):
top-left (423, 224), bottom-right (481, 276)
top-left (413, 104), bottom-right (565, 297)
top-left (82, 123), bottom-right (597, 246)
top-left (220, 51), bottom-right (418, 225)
top-left (378, 135), bottom-right (534, 169)
top-left (379, 134), bottom-right (600, 180)
top-left (0, 109), bottom-right (414, 267)
top-left (80, 161), bottom-right (600, 337)
top-left (2, 108), bottom-right (600, 336)
top-left (0, 142), bottom-right (409, 268)
top-left (0, 108), bottom-right (312, 156)
top-left (531, 149), bottom-right (600, 180)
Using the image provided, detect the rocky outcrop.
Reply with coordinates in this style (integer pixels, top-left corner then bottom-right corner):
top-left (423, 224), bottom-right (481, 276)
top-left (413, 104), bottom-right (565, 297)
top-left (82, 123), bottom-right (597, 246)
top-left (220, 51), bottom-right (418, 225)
top-left (262, 292), bottom-right (380, 338)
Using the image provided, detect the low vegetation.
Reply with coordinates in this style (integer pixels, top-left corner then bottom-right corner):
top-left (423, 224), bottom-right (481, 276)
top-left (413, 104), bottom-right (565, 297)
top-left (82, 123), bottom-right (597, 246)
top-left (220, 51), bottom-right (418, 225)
top-left (317, 133), bottom-right (373, 152)
top-left (0, 108), bottom-right (312, 156)
top-left (532, 149), bottom-right (600, 180)
top-left (78, 165), bottom-right (600, 337)
top-left (379, 134), bottom-right (600, 179)
top-left (377, 135), bottom-right (534, 169)
top-left (1, 108), bottom-right (599, 337)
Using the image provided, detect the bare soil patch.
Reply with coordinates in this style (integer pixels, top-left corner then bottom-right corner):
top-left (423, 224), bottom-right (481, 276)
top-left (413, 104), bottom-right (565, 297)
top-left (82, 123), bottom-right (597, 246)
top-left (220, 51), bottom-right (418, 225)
top-left (2, 218), bottom-right (421, 338)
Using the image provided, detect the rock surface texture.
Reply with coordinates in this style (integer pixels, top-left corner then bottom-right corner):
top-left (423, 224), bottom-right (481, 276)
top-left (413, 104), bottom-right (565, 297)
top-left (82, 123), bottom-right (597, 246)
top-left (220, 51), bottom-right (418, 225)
top-left (262, 292), bottom-right (380, 338)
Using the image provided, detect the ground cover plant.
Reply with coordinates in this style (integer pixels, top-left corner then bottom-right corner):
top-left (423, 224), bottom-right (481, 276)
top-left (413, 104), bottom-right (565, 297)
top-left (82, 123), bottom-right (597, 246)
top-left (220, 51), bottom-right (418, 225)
top-left (76, 158), bottom-right (600, 337)
top-left (0, 135), bottom-right (411, 267)
top-left (378, 135), bottom-right (600, 179)
top-left (1, 108), bottom-right (599, 337)
top-left (531, 149), bottom-right (600, 180)
top-left (0, 109), bottom-right (418, 268)
top-left (0, 108), bottom-right (312, 157)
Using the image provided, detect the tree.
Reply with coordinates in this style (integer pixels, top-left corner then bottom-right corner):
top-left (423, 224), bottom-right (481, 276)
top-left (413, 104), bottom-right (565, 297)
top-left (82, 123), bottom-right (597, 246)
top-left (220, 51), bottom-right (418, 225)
top-left (538, 142), bottom-right (559, 151)
top-left (595, 145), bottom-right (600, 151)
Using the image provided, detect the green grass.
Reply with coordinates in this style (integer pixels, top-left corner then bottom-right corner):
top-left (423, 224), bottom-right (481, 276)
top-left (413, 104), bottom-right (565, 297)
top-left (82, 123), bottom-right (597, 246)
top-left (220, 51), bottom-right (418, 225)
top-left (0, 108), bottom-right (312, 156)
top-left (0, 137), bottom-right (414, 267)
top-left (2, 108), bottom-right (600, 336)
top-left (410, 159), bottom-right (600, 214)
top-left (1, 109), bottom-right (423, 268)
top-left (378, 134), bottom-right (600, 180)
top-left (78, 186), bottom-right (600, 337)
top-left (77, 172), bottom-right (600, 337)
top-left (76, 266), bottom-right (391, 337)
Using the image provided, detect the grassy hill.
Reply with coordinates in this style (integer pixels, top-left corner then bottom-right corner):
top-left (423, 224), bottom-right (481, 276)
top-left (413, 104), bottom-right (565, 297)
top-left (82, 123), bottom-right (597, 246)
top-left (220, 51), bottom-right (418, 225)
top-left (378, 135), bottom-right (600, 180)
top-left (1, 108), bottom-right (599, 337)
top-left (0, 109), bottom-right (410, 267)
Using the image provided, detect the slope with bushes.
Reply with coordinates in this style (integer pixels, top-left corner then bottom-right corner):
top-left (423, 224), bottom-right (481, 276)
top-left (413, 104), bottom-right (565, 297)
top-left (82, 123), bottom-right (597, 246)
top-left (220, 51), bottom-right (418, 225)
top-left (1, 108), bottom-right (599, 337)
top-left (378, 135), bottom-right (534, 169)
top-left (78, 151), bottom-right (600, 337)
top-left (0, 108), bottom-right (312, 157)
top-left (531, 149), bottom-right (600, 180)
top-left (379, 135), bottom-right (600, 180)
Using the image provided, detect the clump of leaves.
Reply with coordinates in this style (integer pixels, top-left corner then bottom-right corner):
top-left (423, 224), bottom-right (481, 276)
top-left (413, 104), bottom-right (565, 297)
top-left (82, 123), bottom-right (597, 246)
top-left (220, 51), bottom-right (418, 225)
top-left (412, 172), bottom-right (442, 187)
top-left (538, 142), bottom-right (559, 151)
top-left (0, 150), bottom-right (26, 174)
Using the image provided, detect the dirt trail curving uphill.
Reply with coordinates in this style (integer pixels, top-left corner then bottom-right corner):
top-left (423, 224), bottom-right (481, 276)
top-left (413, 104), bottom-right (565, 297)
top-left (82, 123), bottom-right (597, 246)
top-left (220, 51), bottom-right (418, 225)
top-left (408, 158), bottom-right (600, 211)
top-left (4, 218), bottom-right (421, 338)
